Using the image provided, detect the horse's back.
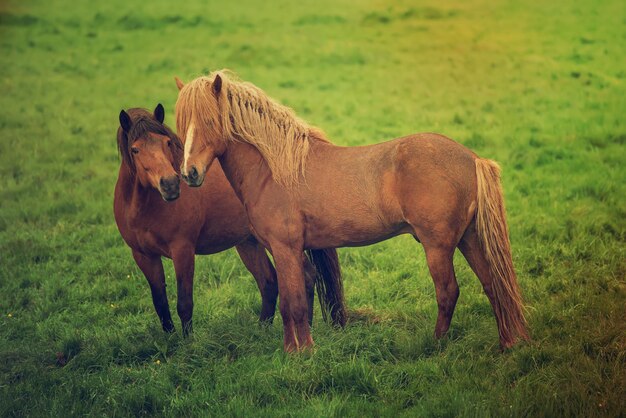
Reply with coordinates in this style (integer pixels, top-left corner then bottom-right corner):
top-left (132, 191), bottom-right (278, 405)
top-left (394, 132), bottom-right (477, 165)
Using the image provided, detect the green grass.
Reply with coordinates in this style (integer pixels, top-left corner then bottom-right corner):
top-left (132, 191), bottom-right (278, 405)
top-left (1, 0), bottom-right (625, 416)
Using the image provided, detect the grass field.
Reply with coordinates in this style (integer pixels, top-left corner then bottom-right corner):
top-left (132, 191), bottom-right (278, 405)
top-left (1, 0), bottom-right (625, 416)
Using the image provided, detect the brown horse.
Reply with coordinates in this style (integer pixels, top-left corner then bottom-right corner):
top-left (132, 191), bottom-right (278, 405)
top-left (174, 72), bottom-right (530, 352)
top-left (113, 105), bottom-right (346, 335)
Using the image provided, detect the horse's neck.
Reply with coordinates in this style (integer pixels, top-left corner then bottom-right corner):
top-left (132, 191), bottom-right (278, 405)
top-left (117, 163), bottom-right (159, 217)
top-left (218, 141), bottom-right (274, 203)
top-left (218, 136), bottom-right (336, 199)
top-left (116, 164), bottom-right (135, 202)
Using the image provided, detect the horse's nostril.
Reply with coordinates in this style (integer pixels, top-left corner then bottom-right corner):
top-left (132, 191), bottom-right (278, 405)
top-left (189, 166), bottom-right (199, 180)
top-left (160, 177), bottom-right (179, 192)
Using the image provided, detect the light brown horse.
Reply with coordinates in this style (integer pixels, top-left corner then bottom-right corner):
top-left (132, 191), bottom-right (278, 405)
top-left (114, 105), bottom-right (346, 335)
top-left (174, 72), bottom-right (529, 352)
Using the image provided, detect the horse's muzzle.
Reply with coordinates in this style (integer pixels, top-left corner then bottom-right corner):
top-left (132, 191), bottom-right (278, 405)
top-left (159, 176), bottom-right (180, 201)
top-left (181, 165), bottom-right (204, 187)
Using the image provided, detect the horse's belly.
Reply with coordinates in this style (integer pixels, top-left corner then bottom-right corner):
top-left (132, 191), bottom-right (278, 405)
top-left (195, 238), bottom-right (242, 255)
top-left (304, 213), bottom-right (410, 249)
top-left (194, 221), bottom-right (249, 255)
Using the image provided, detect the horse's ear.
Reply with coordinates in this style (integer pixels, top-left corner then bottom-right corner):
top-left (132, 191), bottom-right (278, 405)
top-left (175, 76), bottom-right (184, 91)
top-left (154, 103), bottom-right (165, 123)
top-left (212, 74), bottom-right (222, 96)
top-left (119, 110), bottom-right (132, 132)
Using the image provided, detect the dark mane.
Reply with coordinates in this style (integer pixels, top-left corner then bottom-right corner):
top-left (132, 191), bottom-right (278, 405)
top-left (117, 108), bottom-right (184, 174)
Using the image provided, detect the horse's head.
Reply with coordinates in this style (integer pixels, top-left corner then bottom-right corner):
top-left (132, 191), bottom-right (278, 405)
top-left (175, 71), bottom-right (316, 188)
top-left (175, 74), bottom-right (226, 187)
top-left (118, 104), bottom-right (183, 201)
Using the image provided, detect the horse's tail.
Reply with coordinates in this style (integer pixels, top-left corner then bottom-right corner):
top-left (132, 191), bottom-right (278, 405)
top-left (306, 249), bottom-right (347, 327)
top-left (475, 158), bottom-right (529, 347)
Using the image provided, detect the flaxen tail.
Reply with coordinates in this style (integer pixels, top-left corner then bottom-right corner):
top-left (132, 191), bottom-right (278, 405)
top-left (475, 159), bottom-right (529, 347)
top-left (306, 249), bottom-right (347, 327)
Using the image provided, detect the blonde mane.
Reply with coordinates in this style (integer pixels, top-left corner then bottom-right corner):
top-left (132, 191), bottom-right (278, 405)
top-left (176, 70), bottom-right (329, 187)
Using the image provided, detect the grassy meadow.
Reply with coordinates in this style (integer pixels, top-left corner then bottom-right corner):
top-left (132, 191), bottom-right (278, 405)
top-left (1, 0), bottom-right (625, 416)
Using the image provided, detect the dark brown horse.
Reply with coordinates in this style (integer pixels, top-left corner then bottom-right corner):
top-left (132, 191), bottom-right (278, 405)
top-left (113, 105), bottom-right (345, 335)
top-left (175, 72), bottom-right (529, 352)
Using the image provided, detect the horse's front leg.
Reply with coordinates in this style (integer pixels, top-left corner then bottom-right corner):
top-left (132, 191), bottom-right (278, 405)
top-left (302, 256), bottom-right (317, 326)
top-left (132, 250), bottom-right (175, 333)
top-left (171, 244), bottom-right (195, 336)
top-left (234, 239), bottom-right (279, 323)
top-left (272, 243), bottom-right (313, 352)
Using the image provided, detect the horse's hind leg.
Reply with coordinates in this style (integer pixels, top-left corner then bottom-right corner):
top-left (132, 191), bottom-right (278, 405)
top-left (421, 244), bottom-right (459, 339)
top-left (132, 250), bottom-right (175, 333)
top-left (457, 223), bottom-right (501, 340)
top-left (235, 239), bottom-right (278, 323)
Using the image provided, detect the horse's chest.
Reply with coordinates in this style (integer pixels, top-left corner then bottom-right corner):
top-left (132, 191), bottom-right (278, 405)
top-left (134, 229), bottom-right (170, 257)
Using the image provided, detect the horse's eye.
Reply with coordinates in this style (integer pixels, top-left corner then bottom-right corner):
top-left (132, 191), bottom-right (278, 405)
top-left (131, 147), bottom-right (139, 155)
top-left (167, 140), bottom-right (172, 147)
